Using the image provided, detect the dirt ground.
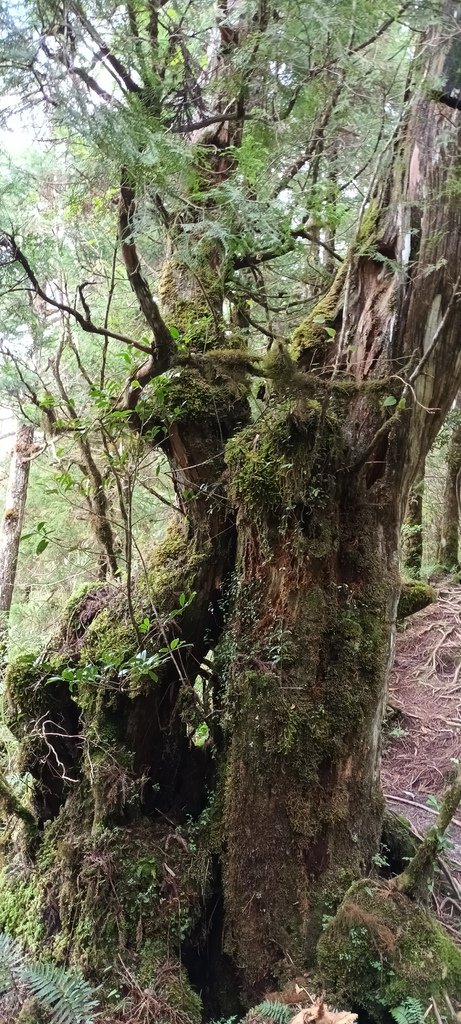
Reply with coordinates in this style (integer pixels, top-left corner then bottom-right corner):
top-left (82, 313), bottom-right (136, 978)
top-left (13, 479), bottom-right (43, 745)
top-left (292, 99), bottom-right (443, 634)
top-left (382, 582), bottom-right (461, 943)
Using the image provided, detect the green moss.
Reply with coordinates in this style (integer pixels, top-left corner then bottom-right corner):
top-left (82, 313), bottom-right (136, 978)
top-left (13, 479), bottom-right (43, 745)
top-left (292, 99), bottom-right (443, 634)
top-left (4, 654), bottom-right (42, 713)
top-left (317, 878), bottom-right (461, 1017)
top-left (3, 803), bottom-right (212, 1006)
top-left (222, 404), bottom-right (396, 986)
top-left (397, 579), bottom-right (436, 619)
top-left (0, 865), bottom-right (44, 949)
top-left (0, 771), bottom-right (36, 834)
top-left (137, 942), bottom-right (202, 1023)
top-left (61, 582), bottom-right (107, 628)
top-left (147, 366), bottom-right (247, 425)
top-left (292, 261), bottom-right (348, 358)
top-left (355, 200), bottom-right (380, 254)
top-left (81, 526), bottom-right (205, 671)
top-left (138, 523), bottom-right (206, 608)
top-left (80, 606), bottom-right (135, 666)
top-left (4, 652), bottom-right (69, 738)
top-left (159, 256), bottom-right (222, 349)
top-left (16, 998), bottom-right (47, 1023)
top-left (226, 405), bottom-right (342, 534)
top-left (292, 201), bottom-right (379, 361)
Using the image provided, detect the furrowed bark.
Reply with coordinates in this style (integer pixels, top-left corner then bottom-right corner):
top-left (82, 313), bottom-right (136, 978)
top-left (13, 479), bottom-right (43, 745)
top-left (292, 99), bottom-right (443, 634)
top-left (221, 5), bottom-right (461, 994)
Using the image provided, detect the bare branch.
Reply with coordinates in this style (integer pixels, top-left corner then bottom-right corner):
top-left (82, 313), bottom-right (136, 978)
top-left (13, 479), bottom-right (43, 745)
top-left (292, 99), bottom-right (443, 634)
top-left (118, 174), bottom-right (174, 374)
top-left (0, 232), bottom-right (152, 354)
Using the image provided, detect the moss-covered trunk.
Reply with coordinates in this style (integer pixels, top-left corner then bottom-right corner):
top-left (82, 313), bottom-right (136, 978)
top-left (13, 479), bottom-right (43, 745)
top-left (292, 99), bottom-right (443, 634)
top-left (220, 5), bottom-right (461, 993)
top-left (220, 407), bottom-right (400, 994)
top-left (0, 346), bottom-right (252, 1020)
top-left (5, 7), bottom-right (461, 1021)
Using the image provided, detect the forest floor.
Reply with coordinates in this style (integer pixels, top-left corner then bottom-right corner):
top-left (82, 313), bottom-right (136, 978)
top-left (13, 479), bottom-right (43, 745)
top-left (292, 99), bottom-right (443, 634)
top-left (382, 580), bottom-right (461, 944)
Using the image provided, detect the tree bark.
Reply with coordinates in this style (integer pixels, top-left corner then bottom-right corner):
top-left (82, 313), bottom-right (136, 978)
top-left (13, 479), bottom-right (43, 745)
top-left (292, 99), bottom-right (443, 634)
top-left (0, 422), bottom-right (34, 651)
top-left (221, 8), bottom-right (461, 992)
top-left (437, 393), bottom-right (461, 570)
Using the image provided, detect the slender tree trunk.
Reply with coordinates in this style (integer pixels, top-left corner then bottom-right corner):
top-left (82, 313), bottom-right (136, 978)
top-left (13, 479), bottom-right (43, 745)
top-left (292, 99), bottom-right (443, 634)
top-left (0, 422), bottom-right (34, 651)
top-left (437, 393), bottom-right (461, 570)
top-left (402, 468), bottom-right (424, 576)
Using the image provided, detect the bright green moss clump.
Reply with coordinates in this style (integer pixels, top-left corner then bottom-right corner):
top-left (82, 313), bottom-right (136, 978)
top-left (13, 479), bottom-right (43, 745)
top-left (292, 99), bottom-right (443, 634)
top-left (148, 366), bottom-right (247, 424)
top-left (226, 405), bottom-right (342, 534)
top-left (317, 878), bottom-right (461, 1017)
top-left (0, 866), bottom-right (44, 949)
top-left (397, 579), bottom-right (436, 619)
top-left (80, 606), bottom-right (135, 665)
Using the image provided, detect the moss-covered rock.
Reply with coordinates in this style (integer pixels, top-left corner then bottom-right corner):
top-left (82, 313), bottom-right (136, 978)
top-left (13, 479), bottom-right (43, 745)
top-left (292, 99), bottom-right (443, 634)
top-left (397, 580), bottom-right (436, 619)
top-left (317, 878), bottom-right (461, 1018)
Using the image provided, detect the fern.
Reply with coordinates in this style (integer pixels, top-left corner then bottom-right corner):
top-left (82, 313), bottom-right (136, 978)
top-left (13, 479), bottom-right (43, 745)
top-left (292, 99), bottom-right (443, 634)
top-left (252, 1001), bottom-right (292, 1024)
top-left (23, 961), bottom-right (99, 1024)
top-left (0, 930), bottom-right (25, 992)
top-left (0, 931), bottom-right (99, 1023)
top-left (390, 998), bottom-right (425, 1024)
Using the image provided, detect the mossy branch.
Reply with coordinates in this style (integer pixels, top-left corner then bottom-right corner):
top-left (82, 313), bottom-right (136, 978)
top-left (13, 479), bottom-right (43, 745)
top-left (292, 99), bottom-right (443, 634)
top-left (0, 770), bottom-right (37, 834)
top-left (393, 768), bottom-right (461, 900)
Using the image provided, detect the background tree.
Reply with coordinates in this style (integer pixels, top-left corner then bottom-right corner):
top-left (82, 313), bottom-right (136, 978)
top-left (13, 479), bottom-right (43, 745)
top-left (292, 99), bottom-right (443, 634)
top-left (402, 467), bottom-right (425, 577)
top-left (437, 392), bottom-right (461, 571)
top-left (0, 420), bottom-right (34, 652)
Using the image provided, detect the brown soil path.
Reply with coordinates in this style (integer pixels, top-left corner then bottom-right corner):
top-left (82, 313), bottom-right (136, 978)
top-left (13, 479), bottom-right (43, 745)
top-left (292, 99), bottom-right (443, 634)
top-left (382, 582), bottom-right (461, 941)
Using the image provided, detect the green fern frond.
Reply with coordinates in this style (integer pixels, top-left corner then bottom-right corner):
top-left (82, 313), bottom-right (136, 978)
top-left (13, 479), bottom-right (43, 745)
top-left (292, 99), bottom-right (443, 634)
top-left (390, 998), bottom-right (425, 1024)
top-left (22, 960), bottom-right (99, 1024)
top-left (0, 931), bottom-right (25, 993)
top-left (251, 1001), bottom-right (292, 1024)
top-left (0, 933), bottom-right (99, 1024)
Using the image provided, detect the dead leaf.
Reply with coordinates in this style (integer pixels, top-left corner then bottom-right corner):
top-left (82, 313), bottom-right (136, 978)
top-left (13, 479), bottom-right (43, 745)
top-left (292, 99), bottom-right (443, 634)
top-left (291, 1000), bottom-right (358, 1024)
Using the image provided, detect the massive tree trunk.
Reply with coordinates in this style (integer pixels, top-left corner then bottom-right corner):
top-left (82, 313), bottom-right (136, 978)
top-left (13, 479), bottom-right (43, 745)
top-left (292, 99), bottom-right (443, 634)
top-left (0, 421), bottom-right (34, 650)
top-left (5, 2), bottom-right (461, 1019)
top-left (437, 393), bottom-right (461, 570)
top-left (220, 12), bottom-right (461, 992)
